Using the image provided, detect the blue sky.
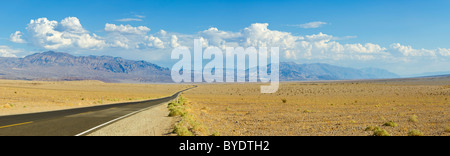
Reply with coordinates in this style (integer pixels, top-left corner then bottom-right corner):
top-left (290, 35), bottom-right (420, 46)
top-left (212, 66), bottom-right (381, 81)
top-left (1, 0), bottom-right (450, 75)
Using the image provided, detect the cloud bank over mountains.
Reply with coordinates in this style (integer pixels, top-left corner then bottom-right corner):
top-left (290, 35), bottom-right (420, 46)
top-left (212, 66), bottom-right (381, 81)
top-left (0, 45), bottom-right (23, 57)
top-left (7, 16), bottom-right (450, 75)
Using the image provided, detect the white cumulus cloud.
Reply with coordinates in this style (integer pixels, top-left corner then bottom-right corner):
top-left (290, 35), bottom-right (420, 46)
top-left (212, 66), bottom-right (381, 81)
top-left (10, 31), bottom-right (26, 43)
top-left (24, 17), bottom-right (106, 50)
top-left (146, 35), bottom-right (165, 49)
top-left (242, 23), bottom-right (299, 49)
top-left (59, 17), bottom-right (87, 33)
top-left (390, 43), bottom-right (437, 57)
top-left (170, 35), bottom-right (181, 48)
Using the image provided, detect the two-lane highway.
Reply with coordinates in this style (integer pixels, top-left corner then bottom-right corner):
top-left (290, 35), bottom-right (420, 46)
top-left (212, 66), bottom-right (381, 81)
top-left (0, 87), bottom-right (194, 136)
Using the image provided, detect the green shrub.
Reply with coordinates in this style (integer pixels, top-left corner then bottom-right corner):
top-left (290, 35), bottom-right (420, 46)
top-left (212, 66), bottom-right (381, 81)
top-left (383, 121), bottom-right (398, 127)
top-left (444, 127), bottom-right (450, 133)
top-left (168, 98), bottom-right (186, 117)
top-left (365, 126), bottom-right (381, 131)
top-left (408, 115), bottom-right (418, 123)
top-left (373, 129), bottom-right (390, 136)
top-left (173, 123), bottom-right (193, 136)
top-left (408, 129), bottom-right (423, 136)
top-left (168, 108), bottom-right (185, 117)
top-left (281, 98), bottom-right (287, 103)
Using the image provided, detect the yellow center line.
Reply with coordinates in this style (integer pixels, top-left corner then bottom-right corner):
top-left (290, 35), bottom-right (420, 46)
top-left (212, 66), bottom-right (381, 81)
top-left (0, 121), bottom-right (33, 129)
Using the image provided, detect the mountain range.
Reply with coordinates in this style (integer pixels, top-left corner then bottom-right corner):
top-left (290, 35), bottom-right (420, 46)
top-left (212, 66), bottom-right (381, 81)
top-left (276, 62), bottom-right (398, 81)
top-left (0, 51), bottom-right (172, 83)
top-left (0, 51), bottom-right (399, 83)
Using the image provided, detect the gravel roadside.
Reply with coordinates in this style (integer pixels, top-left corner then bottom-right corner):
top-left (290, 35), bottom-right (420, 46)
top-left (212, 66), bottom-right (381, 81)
top-left (88, 102), bottom-right (176, 136)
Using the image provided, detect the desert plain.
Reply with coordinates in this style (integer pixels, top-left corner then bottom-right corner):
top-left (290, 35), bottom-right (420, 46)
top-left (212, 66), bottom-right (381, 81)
top-left (182, 77), bottom-right (449, 136)
top-left (0, 79), bottom-right (191, 116)
top-left (0, 77), bottom-right (449, 136)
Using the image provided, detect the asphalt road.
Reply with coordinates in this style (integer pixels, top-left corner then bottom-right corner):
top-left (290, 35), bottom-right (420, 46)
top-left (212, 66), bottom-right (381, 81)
top-left (0, 87), bottom-right (194, 136)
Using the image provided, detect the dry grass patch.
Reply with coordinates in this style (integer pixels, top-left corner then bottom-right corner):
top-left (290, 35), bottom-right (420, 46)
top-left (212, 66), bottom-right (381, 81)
top-left (169, 96), bottom-right (211, 136)
top-left (408, 129), bottom-right (423, 136)
top-left (383, 121), bottom-right (398, 127)
top-left (408, 115), bottom-right (419, 123)
top-left (373, 129), bottom-right (390, 136)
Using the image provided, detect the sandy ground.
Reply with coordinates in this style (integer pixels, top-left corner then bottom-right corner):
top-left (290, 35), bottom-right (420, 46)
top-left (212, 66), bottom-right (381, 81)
top-left (88, 102), bottom-right (177, 136)
top-left (183, 79), bottom-right (450, 136)
top-left (0, 79), bottom-right (190, 116)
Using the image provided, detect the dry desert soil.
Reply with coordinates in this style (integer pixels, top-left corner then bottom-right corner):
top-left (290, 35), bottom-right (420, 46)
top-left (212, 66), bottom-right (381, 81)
top-left (182, 77), bottom-right (449, 136)
top-left (0, 77), bottom-right (449, 136)
top-left (0, 79), bottom-right (191, 116)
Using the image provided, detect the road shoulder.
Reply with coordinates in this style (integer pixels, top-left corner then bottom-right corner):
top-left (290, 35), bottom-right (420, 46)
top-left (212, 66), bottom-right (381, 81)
top-left (87, 102), bottom-right (176, 136)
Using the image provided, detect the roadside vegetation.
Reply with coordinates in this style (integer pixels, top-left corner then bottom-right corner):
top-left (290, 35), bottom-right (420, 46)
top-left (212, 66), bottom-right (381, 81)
top-left (168, 96), bottom-right (212, 136)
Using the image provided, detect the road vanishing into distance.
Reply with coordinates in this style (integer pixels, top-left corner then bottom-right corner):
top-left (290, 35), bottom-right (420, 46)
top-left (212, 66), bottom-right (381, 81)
top-left (0, 87), bottom-right (195, 136)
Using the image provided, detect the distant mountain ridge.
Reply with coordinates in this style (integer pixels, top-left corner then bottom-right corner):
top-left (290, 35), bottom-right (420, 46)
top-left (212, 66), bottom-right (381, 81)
top-left (0, 51), bottom-right (399, 82)
top-left (0, 51), bottom-right (172, 83)
top-left (21, 51), bottom-right (168, 73)
top-left (403, 70), bottom-right (450, 78)
top-left (276, 62), bottom-right (398, 81)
